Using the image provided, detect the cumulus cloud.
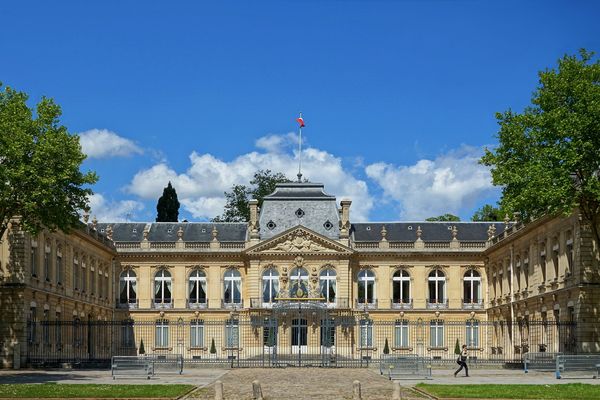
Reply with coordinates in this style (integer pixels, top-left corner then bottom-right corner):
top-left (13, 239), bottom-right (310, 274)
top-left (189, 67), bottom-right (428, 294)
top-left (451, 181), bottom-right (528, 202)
top-left (126, 134), bottom-right (373, 220)
top-left (80, 129), bottom-right (143, 158)
top-left (88, 193), bottom-right (144, 222)
top-left (365, 146), bottom-right (495, 220)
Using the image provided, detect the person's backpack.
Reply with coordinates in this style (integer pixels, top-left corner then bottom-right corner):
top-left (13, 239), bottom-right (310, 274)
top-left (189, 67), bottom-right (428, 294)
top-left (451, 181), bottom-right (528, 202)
top-left (456, 355), bottom-right (461, 364)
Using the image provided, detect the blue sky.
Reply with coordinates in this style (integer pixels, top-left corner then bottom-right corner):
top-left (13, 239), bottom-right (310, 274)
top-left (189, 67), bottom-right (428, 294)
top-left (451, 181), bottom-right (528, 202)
top-left (1, 1), bottom-right (598, 222)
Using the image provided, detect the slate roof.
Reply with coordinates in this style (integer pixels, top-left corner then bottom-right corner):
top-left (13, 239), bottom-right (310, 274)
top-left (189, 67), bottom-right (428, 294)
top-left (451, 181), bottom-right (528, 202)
top-left (350, 222), bottom-right (509, 242)
top-left (95, 222), bottom-right (247, 242)
top-left (263, 183), bottom-right (336, 200)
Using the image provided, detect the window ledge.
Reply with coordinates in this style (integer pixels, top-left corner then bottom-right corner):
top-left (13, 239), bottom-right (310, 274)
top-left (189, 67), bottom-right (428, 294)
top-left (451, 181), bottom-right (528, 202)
top-left (356, 347), bottom-right (377, 351)
top-left (427, 346), bottom-right (448, 351)
top-left (222, 347), bottom-right (243, 351)
top-left (187, 347), bottom-right (208, 351)
top-left (391, 347), bottom-right (413, 351)
top-left (152, 347), bottom-right (173, 351)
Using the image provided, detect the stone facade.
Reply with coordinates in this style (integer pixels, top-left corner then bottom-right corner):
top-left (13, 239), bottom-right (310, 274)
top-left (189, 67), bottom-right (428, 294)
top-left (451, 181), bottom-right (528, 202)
top-left (1, 182), bottom-right (598, 368)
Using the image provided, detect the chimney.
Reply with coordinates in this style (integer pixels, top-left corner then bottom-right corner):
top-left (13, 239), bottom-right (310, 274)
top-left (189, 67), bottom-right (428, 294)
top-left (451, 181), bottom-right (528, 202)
top-left (340, 200), bottom-right (352, 239)
top-left (249, 199), bottom-right (259, 240)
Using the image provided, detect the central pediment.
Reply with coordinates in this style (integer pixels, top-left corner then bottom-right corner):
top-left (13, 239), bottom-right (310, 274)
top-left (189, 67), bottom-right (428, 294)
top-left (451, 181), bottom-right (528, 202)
top-left (244, 226), bottom-right (353, 256)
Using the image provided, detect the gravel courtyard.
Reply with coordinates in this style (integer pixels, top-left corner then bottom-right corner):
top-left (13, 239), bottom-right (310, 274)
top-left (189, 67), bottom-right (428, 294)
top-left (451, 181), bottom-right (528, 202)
top-left (188, 368), bottom-right (426, 400)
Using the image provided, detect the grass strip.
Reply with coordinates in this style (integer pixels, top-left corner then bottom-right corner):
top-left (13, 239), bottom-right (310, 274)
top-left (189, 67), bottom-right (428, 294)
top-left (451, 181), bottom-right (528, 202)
top-left (416, 383), bottom-right (600, 399)
top-left (0, 383), bottom-right (195, 399)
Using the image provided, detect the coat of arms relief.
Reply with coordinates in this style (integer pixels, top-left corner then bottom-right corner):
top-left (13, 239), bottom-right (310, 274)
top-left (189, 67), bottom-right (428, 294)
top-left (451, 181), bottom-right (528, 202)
top-left (269, 231), bottom-right (332, 253)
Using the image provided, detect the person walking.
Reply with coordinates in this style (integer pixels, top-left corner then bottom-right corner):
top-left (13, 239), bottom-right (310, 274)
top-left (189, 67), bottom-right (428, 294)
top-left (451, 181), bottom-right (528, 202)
top-left (454, 344), bottom-right (469, 377)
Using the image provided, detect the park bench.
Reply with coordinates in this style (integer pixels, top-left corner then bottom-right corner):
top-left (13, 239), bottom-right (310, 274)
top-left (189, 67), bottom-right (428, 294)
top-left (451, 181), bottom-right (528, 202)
top-left (379, 355), bottom-right (432, 380)
top-left (111, 356), bottom-right (154, 379)
top-left (556, 354), bottom-right (600, 379)
top-left (523, 352), bottom-right (562, 373)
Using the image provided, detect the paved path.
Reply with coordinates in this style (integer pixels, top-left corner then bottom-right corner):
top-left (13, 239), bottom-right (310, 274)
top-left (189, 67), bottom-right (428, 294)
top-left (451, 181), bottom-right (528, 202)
top-left (1, 367), bottom-right (598, 400)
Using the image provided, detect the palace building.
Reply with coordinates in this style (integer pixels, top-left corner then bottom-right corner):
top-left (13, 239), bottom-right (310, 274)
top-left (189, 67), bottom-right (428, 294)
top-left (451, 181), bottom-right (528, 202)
top-left (1, 181), bottom-right (598, 368)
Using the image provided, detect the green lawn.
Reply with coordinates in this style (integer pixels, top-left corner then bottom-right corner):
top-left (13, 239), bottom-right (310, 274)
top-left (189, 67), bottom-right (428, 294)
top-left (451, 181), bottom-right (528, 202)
top-left (0, 384), bottom-right (195, 398)
top-left (416, 383), bottom-right (600, 399)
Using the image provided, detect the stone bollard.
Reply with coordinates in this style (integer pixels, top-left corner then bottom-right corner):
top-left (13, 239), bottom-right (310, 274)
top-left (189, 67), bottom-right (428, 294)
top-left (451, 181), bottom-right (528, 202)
top-left (392, 381), bottom-right (402, 400)
top-left (353, 380), bottom-right (362, 400)
top-left (214, 380), bottom-right (223, 400)
top-left (252, 380), bottom-right (264, 400)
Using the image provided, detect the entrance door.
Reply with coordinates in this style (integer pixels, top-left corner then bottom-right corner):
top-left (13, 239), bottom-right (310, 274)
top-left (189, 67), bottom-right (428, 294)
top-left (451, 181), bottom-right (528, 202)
top-left (291, 318), bottom-right (307, 354)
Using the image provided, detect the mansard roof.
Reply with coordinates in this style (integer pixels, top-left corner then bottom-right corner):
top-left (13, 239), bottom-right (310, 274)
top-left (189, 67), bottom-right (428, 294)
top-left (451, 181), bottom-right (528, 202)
top-left (350, 222), bottom-right (509, 242)
top-left (96, 222), bottom-right (247, 242)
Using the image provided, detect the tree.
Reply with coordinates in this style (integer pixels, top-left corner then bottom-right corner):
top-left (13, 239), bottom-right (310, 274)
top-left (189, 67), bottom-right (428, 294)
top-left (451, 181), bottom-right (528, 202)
top-left (454, 338), bottom-right (461, 355)
top-left (213, 170), bottom-right (291, 222)
top-left (383, 338), bottom-right (390, 355)
top-left (210, 338), bottom-right (217, 355)
top-left (426, 214), bottom-right (461, 222)
top-left (0, 83), bottom-right (97, 239)
top-left (138, 339), bottom-right (145, 355)
top-left (481, 50), bottom-right (600, 245)
top-left (156, 182), bottom-right (180, 222)
top-left (472, 204), bottom-right (504, 221)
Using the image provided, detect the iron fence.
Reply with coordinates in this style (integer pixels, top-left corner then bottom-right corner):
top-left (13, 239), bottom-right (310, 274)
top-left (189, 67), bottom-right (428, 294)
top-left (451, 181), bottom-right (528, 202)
top-left (23, 311), bottom-right (578, 368)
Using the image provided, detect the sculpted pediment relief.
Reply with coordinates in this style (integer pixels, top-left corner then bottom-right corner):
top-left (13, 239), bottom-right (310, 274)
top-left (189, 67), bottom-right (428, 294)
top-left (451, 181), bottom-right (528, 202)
top-left (245, 227), bottom-right (353, 255)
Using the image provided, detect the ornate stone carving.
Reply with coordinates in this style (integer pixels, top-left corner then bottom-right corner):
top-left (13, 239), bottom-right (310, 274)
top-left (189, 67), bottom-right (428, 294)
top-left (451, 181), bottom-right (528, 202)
top-left (270, 232), bottom-right (329, 253)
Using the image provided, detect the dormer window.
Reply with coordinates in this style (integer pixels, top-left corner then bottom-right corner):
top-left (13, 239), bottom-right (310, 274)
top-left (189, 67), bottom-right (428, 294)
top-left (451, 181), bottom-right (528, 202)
top-left (323, 220), bottom-right (333, 230)
top-left (132, 228), bottom-right (137, 233)
top-left (295, 208), bottom-right (305, 218)
top-left (266, 221), bottom-right (276, 230)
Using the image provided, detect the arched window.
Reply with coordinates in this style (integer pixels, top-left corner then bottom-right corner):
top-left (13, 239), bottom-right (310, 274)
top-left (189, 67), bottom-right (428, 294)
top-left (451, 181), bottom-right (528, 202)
top-left (119, 269), bottom-right (137, 306)
top-left (154, 269), bottom-right (172, 306)
top-left (262, 268), bottom-right (279, 305)
top-left (289, 267), bottom-right (309, 298)
top-left (392, 269), bottom-right (411, 306)
top-left (319, 268), bottom-right (337, 304)
top-left (428, 269), bottom-right (446, 305)
top-left (189, 269), bottom-right (207, 307)
top-left (223, 268), bottom-right (242, 305)
top-left (463, 269), bottom-right (481, 305)
top-left (357, 269), bottom-right (376, 305)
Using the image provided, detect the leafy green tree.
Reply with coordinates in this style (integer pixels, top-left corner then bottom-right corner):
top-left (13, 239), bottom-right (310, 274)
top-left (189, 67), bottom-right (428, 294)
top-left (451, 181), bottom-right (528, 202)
top-left (472, 204), bottom-right (505, 221)
top-left (210, 338), bottom-right (217, 354)
top-left (213, 170), bottom-right (291, 222)
top-left (481, 50), bottom-right (600, 245)
top-left (156, 182), bottom-right (180, 222)
top-left (138, 339), bottom-right (145, 355)
top-left (426, 214), bottom-right (461, 222)
top-left (0, 83), bottom-right (97, 239)
top-left (383, 338), bottom-right (390, 355)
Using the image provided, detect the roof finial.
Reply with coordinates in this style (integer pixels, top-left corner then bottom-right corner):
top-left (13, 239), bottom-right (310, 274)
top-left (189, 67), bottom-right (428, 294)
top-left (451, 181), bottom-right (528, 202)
top-left (296, 112), bottom-right (305, 182)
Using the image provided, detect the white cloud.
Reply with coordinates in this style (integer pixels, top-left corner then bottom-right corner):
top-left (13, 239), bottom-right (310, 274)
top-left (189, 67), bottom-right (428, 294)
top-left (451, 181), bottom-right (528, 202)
top-left (79, 129), bottom-right (143, 158)
top-left (126, 134), bottom-right (373, 220)
top-left (88, 193), bottom-right (144, 222)
top-left (365, 146), bottom-right (495, 220)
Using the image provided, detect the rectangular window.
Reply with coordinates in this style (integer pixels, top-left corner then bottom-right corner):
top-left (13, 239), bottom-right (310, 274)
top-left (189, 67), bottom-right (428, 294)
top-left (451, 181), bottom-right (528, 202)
top-left (225, 319), bottom-right (239, 348)
top-left (566, 242), bottom-right (573, 275)
top-left (56, 255), bottom-right (62, 285)
top-left (263, 317), bottom-right (278, 347)
top-left (320, 318), bottom-right (335, 348)
top-left (121, 321), bottom-right (134, 348)
top-left (42, 309), bottom-right (50, 345)
top-left (190, 319), bottom-right (205, 348)
top-left (429, 320), bottom-right (444, 348)
top-left (44, 249), bottom-right (50, 281)
top-left (359, 319), bottom-right (373, 348)
top-left (81, 264), bottom-right (87, 292)
top-left (73, 318), bottom-right (82, 346)
top-left (28, 307), bottom-right (37, 343)
top-left (155, 320), bottom-right (169, 348)
top-left (394, 319), bottom-right (409, 348)
top-left (55, 312), bottom-right (62, 350)
top-left (91, 268), bottom-right (95, 295)
top-left (30, 246), bottom-right (37, 277)
top-left (466, 320), bottom-right (479, 348)
top-left (73, 258), bottom-right (79, 290)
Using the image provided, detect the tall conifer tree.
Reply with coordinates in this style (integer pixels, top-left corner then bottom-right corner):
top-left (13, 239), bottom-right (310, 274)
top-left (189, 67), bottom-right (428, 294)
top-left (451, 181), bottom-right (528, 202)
top-left (156, 182), bottom-right (180, 222)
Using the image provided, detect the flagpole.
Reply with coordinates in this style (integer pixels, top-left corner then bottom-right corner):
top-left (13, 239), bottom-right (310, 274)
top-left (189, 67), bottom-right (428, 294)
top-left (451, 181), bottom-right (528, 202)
top-left (298, 112), bottom-right (303, 182)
